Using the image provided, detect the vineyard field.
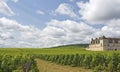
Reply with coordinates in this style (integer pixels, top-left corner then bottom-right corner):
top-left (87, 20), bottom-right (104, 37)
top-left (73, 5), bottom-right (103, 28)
top-left (0, 44), bottom-right (120, 55)
top-left (0, 44), bottom-right (120, 72)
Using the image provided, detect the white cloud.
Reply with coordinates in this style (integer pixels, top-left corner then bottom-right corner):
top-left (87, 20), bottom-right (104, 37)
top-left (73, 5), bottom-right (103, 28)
top-left (42, 26), bottom-right (66, 38)
top-left (0, 17), bottom-right (120, 47)
top-left (36, 10), bottom-right (45, 15)
top-left (0, 17), bottom-right (42, 47)
top-left (11, 0), bottom-right (19, 3)
top-left (55, 3), bottom-right (77, 18)
top-left (77, 0), bottom-right (120, 24)
top-left (101, 19), bottom-right (120, 37)
top-left (1, 17), bottom-right (120, 48)
top-left (0, 32), bottom-right (13, 40)
top-left (0, 17), bottom-right (97, 48)
top-left (46, 19), bottom-right (96, 44)
top-left (89, 19), bottom-right (120, 39)
top-left (0, 0), bottom-right (15, 16)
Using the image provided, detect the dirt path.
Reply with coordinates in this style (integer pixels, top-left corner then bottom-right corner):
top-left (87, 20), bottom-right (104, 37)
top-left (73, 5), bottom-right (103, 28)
top-left (36, 59), bottom-right (92, 72)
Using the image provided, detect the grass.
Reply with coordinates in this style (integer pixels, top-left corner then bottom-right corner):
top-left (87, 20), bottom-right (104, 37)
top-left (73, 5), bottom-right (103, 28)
top-left (0, 44), bottom-right (120, 55)
top-left (36, 59), bottom-right (92, 72)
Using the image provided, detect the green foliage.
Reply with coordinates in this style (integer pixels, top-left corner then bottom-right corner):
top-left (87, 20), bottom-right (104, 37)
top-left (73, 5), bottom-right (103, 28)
top-left (38, 53), bottom-right (120, 72)
top-left (83, 54), bottom-right (92, 68)
top-left (0, 54), bottom-right (39, 72)
top-left (0, 44), bottom-right (120, 72)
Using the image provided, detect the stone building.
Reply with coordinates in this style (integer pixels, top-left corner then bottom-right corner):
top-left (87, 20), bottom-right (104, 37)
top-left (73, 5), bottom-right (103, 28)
top-left (86, 36), bottom-right (120, 51)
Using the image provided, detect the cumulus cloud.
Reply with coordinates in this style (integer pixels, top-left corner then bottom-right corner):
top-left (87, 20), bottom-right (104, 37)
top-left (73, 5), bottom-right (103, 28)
top-left (1, 17), bottom-right (120, 48)
top-left (101, 19), bottom-right (120, 37)
top-left (55, 3), bottom-right (77, 18)
top-left (36, 10), bottom-right (45, 15)
top-left (0, 0), bottom-right (15, 16)
top-left (46, 19), bottom-right (96, 44)
top-left (0, 17), bottom-right (97, 48)
top-left (89, 19), bottom-right (120, 39)
top-left (0, 32), bottom-right (13, 40)
top-left (0, 17), bottom-right (42, 47)
top-left (42, 26), bottom-right (66, 38)
top-left (77, 0), bottom-right (120, 24)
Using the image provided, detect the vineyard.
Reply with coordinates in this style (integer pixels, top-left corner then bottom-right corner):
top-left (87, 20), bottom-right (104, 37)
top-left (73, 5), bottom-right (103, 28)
top-left (0, 44), bottom-right (120, 72)
top-left (0, 54), bottom-right (39, 72)
top-left (38, 53), bottom-right (120, 72)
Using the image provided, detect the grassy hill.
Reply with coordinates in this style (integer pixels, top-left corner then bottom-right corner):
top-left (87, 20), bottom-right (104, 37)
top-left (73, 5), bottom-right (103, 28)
top-left (0, 44), bottom-right (87, 55)
top-left (52, 44), bottom-right (88, 49)
top-left (0, 43), bottom-right (120, 55)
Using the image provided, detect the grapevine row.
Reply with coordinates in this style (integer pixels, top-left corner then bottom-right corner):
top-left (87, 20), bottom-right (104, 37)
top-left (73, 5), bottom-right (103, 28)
top-left (0, 54), bottom-right (39, 72)
top-left (38, 53), bottom-right (120, 72)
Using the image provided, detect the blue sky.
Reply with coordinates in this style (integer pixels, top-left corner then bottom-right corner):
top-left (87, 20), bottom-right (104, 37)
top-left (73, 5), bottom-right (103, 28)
top-left (0, 0), bottom-right (120, 48)
top-left (6, 0), bottom-right (85, 29)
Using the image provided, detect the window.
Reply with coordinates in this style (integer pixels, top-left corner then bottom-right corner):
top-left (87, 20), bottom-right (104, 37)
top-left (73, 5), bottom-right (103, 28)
top-left (115, 40), bottom-right (118, 43)
top-left (109, 40), bottom-right (112, 43)
top-left (101, 43), bottom-right (102, 47)
top-left (97, 40), bottom-right (100, 44)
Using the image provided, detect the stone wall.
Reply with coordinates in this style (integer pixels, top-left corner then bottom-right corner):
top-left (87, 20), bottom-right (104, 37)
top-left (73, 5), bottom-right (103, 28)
top-left (87, 44), bottom-right (103, 51)
top-left (87, 36), bottom-right (120, 51)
